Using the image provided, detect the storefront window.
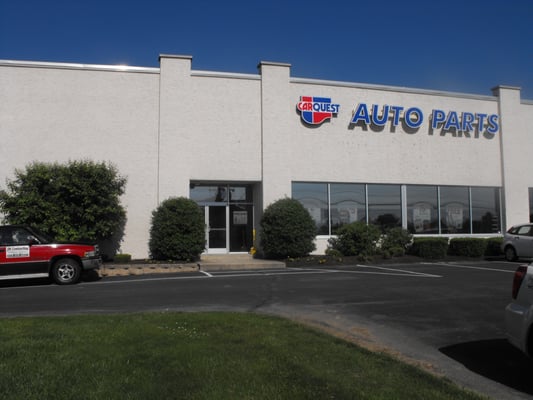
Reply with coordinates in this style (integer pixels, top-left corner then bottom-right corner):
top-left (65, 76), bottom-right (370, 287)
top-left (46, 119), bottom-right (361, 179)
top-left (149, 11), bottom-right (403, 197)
top-left (529, 188), bottom-right (533, 223)
top-left (406, 185), bottom-right (438, 234)
top-left (229, 186), bottom-right (253, 203)
top-left (190, 184), bottom-right (252, 204)
top-left (190, 184), bottom-right (228, 203)
top-left (471, 187), bottom-right (501, 233)
top-left (440, 186), bottom-right (469, 233)
top-left (330, 183), bottom-right (366, 234)
top-left (293, 181), bottom-right (503, 237)
top-left (292, 182), bottom-right (329, 234)
top-left (367, 184), bottom-right (401, 231)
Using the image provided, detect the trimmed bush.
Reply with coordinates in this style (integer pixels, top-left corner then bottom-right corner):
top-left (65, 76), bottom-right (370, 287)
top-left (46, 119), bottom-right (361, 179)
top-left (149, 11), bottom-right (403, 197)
top-left (448, 238), bottom-right (488, 258)
top-left (485, 237), bottom-right (503, 256)
top-left (149, 197), bottom-right (205, 261)
top-left (113, 253), bottom-right (132, 263)
top-left (328, 222), bottom-right (381, 257)
top-left (260, 198), bottom-right (316, 259)
top-left (411, 237), bottom-right (449, 259)
top-left (381, 227), bottom-right (413, 257)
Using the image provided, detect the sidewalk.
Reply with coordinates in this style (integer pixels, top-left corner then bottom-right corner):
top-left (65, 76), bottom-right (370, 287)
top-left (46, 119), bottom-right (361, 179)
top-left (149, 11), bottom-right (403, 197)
top-left (99, 254), bottom-right (285, 277)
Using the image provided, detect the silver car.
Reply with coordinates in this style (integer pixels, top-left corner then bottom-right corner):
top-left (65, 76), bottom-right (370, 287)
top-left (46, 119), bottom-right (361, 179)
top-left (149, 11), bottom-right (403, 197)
top-left (505, 262), bottom-right (533, 357)
top-left (502, 223), bottom-right (533, 262)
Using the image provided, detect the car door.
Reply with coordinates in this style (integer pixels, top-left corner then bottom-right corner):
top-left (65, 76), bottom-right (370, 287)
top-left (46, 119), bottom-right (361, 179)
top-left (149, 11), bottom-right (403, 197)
top-left (526, 228), bottom-right (533, 258)
top-left (513, 225), bottom-right (533, 258)
top-left (0, 226), bottom-right (48, 276)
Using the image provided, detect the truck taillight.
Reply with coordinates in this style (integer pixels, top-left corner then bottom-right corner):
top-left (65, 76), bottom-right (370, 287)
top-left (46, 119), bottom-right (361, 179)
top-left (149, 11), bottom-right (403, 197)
top-left (512, 265), bottom-right (528, 300)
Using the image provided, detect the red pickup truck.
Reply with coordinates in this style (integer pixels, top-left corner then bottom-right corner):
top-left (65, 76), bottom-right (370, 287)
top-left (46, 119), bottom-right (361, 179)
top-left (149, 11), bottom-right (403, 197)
top-left (0, 225), bottom-right (101, 284)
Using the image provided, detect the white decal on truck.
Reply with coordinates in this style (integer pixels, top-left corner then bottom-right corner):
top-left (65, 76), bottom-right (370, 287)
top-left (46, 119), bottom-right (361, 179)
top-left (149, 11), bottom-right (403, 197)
top-left (6, 246), bottom-right (30, 258)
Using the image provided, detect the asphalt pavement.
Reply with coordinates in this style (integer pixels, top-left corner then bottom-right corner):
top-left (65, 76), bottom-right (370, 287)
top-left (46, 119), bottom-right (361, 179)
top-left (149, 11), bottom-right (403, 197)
top-left (1, 259), bottom-right (532, 399)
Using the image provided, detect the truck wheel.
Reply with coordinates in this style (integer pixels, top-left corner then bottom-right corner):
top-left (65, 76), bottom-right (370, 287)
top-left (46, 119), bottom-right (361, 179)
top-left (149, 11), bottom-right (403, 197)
top-left (52, 258), bottom-right (82, 285)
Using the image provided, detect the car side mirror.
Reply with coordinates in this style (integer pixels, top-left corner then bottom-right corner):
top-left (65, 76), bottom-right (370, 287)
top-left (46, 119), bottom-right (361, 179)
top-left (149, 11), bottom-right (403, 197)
top-left (28, 237), bottom-right (40, 246)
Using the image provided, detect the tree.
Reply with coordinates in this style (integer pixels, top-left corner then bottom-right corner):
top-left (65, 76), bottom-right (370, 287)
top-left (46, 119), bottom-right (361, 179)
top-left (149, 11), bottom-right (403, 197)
top-left (149, 197), bottom-right (205, 261)
top-left (0, 160), bottom-right (127, 253)
top-left (260, 198), bottom-right (316, 259)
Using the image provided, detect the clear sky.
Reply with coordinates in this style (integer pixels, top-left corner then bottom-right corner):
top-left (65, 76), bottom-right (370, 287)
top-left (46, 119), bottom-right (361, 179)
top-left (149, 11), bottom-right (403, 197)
top-left (1, 0), bottom-right (532, 99)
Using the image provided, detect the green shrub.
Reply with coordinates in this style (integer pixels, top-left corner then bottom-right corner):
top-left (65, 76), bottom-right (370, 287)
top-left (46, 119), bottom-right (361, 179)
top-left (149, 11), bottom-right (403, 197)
top-left (448, 238), bottom-right (488, 257)
top-left (260, 198), bottom-right (316, 259)
top-left (410, 237), bottom-right (449, 259)
top-left (382, 246), bottom-right (407, 259)
top-left (328, 222), bottom-right (381, 257)
top-left (485, 237), bottom-right (503, 256)
top-left (113, 253), bottom-right (132, 263)
top-left (149, 197), bottom-right (205, 261)
top-left (324, 248), bottom-right (343, 258)
top-left (381, 227), bottom-right (413, 257)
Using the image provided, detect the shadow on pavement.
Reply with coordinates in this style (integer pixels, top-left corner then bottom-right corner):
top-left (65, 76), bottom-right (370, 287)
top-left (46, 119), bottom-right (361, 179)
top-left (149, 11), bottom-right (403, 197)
top-left (440, 339), bottom-right (533, 396)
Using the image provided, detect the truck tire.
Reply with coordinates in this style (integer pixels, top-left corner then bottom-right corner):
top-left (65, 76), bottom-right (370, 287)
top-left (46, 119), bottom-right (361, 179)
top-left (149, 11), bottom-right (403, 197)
top-left (51, 258), bottom-right (82, 285)
top-left (504, 246), bottom-right (517, 262)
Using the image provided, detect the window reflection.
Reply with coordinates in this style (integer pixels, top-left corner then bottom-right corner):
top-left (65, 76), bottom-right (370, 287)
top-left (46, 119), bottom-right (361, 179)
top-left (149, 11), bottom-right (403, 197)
top-left (292, 182), bottom-right (329, 234)
top-left (471, 187), bottom-right (501, 233)
top-left (330, 184), bottom-right (366, 234)
top-left (190, 184), bottom-right (252, 204)
top-left (367, 185), bottom-right (401, 231)
top-left (292, 182), bottom-right (502, 236)
top-left (406, 185), bottom-right (438, 234)
top-left (440, 186), bottom-right (469, 234)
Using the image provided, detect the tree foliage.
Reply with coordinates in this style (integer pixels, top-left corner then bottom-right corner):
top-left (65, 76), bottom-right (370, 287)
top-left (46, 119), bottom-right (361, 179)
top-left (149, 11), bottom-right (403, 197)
top-left (260, 198), bottom-right (316, 259)
top-left (0, 160), bottom-right (127, 244)
top-left (149, 197), bottom-right (205, 261)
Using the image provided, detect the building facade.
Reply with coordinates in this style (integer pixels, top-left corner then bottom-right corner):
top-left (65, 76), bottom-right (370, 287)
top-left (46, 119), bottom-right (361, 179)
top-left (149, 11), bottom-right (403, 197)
top-left (1, 55), bottom-right (532, 258)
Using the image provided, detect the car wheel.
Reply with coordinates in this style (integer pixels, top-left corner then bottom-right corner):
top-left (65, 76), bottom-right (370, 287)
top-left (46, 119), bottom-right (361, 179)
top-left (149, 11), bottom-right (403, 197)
top-left (504, 246), bottom-right (517, 262)
top-left (52, 258), bottom-right (82, 285)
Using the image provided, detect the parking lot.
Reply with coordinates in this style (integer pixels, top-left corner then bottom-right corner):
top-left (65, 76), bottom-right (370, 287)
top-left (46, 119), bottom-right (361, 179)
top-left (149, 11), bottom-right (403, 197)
top-left (0, 259), bottom-right (532, 399)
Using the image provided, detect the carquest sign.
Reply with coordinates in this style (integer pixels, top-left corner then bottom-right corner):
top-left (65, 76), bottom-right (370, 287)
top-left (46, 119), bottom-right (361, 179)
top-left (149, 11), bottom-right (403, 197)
top-left (350, 103), bottom-right (499, 136)
top-left (297, 96), bottom-right (340, 125)
top-left (297, 97), bottom-right (499, 138)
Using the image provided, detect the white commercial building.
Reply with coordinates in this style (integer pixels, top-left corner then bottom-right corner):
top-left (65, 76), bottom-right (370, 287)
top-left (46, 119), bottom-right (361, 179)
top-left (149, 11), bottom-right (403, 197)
top-left (1, 55), bottom-right (532, 258)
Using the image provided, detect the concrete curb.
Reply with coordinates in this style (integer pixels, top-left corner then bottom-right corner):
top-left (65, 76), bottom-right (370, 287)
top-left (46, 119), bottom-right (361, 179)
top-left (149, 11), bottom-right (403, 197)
top-left (99, 264), bottom-right (199, 277)
top-left (99, 255), bottom-right (286, 277)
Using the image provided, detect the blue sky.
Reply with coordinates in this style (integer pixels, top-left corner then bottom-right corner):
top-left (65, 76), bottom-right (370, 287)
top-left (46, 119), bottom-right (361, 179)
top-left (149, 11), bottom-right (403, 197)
top-left (1, 0), bottom-right (532, 99)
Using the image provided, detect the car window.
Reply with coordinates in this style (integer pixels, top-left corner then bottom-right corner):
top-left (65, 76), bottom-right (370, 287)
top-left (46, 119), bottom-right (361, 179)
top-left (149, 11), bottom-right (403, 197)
top-left (0, 227), bottom-right (34, 246)
top-left (0, 229), bottom-right (8, 246)
top-left (517, 225), bottom-right (532, 236)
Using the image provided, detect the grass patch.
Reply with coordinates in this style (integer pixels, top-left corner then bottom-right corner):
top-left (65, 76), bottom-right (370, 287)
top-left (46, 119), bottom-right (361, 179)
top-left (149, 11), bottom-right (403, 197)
top-left (0, 312), bottom-right (485, 399)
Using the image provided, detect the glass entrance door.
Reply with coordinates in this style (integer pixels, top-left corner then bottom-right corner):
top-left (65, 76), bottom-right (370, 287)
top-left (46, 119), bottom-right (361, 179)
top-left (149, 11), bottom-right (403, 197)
top-left (192, 184), bottom-right (254, 254)
top-left (206, 205), bottom-right (227, 253)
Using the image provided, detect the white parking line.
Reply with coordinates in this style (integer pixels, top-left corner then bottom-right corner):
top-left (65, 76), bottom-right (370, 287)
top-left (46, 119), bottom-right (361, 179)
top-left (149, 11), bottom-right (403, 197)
top-left (423, 262), bottom-right (515, 273)
top-left (96, 265), bottom-right (444, 285)
top-left (355, 265), bottom-right (442, 278)
top-left (94, 268), bottom-right (338, 285)
top-left (283, 266), bottom-right (441, 278)
top-left (1, 265), bottom-right (444, 289)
